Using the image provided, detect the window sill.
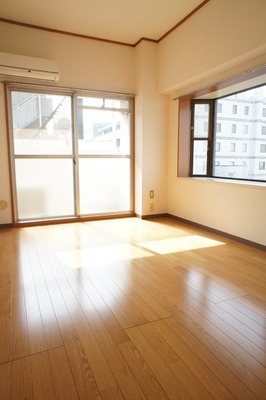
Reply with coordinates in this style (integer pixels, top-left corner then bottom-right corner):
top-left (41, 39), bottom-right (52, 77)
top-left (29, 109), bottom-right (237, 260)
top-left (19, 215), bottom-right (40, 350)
top-left (183, 177), bottom-right (266, 188)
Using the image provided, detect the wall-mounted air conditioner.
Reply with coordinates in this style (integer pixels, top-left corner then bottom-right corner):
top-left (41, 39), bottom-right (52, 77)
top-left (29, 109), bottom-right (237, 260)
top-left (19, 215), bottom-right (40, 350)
top-left (0, 52), bottom-right (59, 81)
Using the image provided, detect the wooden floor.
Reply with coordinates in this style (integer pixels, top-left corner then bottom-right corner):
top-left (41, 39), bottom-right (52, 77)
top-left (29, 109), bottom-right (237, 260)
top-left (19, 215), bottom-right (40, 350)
top-left (0, 217), bottom-right (265, 400)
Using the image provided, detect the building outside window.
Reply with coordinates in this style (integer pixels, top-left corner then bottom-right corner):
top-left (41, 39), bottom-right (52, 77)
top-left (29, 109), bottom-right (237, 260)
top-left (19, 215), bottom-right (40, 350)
top-left (261, 144), bottom-right (266, 152)
top-left (242, 143), bottom-right (247, 152)
top-left (230, 143), bottom-right (236, 152)
top-left (216, 122), bottom-right (221, 133)
top-left (190, 84), bottom-right (266, 181)
top-left (232, 104), bottom-right (237, 114)
top-left (217, 103), bottom-right (222, 113)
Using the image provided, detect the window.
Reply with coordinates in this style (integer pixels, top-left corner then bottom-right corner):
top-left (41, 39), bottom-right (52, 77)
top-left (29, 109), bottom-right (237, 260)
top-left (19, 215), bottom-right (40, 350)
top-left (190, 101), bottom-right (213, 176)
top-left (190, 84), bottom-right (266, 182)
top-left (8, 86), bottom-right (133, 222)
top-left (232, 124), bottom-right (236, 133)
top-left (217, 103), bottom-right (222, 113)
top-left (259, 161), bottom-right (265, 170)
top-left (242, 143), bottom-right (247, 152)
top-left (263, 108), bottom-right (266, 117)
top-left (261, 144), bottom-right (266, 153)
top-left (230, 143), bottom-right (236, 152)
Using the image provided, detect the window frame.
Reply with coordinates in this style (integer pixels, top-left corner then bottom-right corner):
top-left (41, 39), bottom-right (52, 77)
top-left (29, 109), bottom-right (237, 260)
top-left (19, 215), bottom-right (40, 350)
top-left (189, 99), bottom-right (214, 177)
top-left (6, 83), bottom-right (135, 223)
top-left (189, 84), bottom-right (266, 183)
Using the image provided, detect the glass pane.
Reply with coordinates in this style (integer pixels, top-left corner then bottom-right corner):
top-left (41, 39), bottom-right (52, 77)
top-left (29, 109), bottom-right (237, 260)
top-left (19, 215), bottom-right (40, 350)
top-left (104, 98), bottom-right (129, 109)
top-left (78, 109), bottom-right (130, 155)
top-left (11, 92), bottom-right (73, 155)
top-left (15, 159), bottom-right (74, 220)
top-left (77, 97), bottom-right (103, 107)
top-left (193, 104), bottom-right (209, 138)
top-left (79, 158), bottom-right (130, 214)
top-left (193, 141), bottom-right (207, 175)
top-left (213, 85), bottom-right (266, 180)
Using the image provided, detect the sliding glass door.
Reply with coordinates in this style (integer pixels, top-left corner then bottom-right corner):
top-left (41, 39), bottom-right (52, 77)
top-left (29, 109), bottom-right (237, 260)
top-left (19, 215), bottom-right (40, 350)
top-left (77, 97), bottom-right (131, 214)
top-left (10, 91), bottom-right (75, 220)
top-left (8, 87), bottom-right (133, 222)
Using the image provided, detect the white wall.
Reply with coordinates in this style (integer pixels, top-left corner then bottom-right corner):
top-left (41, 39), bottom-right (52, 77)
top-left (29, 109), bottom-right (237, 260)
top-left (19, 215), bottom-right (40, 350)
top-left (0, 21), bottom-right (168, 223)
top-left (134, 41), bottom-right (168, 216)
top-left (0, 85), bottom-right (12, 223)
top-left (167, 99), bottom-right (266, 245)
top-left (159, 0), bottom-right (266, 96)
top-left (0, 23), bottom-right (135, 93)
top-left (0, 22), bottom-right (136, 224)
top-left (164, 0), bottom-right (266, 246)
top-left (1, 1), bottom-right (266, 246)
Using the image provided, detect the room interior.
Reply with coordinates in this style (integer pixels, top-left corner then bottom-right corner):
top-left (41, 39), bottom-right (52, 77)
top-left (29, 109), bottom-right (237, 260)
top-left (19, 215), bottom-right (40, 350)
top-left (0, 0), bottom-right (265, 399)
top-left (0, 0), bottom-right (265, 246)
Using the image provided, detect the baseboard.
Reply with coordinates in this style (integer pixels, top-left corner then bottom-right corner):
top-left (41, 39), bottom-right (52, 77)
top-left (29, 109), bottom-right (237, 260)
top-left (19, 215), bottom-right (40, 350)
top-left (136, 213), bottom-right (169, 220)
top-left (167, 214), bottom-right (266, 251)
top-left (0, 223), bottom-right (13, 229)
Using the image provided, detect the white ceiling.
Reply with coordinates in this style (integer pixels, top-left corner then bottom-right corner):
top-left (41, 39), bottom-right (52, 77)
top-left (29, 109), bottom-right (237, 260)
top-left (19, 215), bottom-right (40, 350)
top-left (0, 0), bottom-right (206, 44)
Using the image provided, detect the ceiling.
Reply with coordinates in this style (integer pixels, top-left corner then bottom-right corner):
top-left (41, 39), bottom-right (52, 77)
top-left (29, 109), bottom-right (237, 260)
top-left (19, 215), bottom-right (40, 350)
top-left (0, 0), bottom-right (206, 45)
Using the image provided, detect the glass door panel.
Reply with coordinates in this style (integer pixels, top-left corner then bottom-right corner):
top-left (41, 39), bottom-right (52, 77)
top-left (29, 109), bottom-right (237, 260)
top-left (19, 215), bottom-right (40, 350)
top-left (79, 158), bottom-right (130, 214)
top-left (10, 90), bottom-right (75, 221)
top-left (77, 108), bottom-right (130, 155)
top-left (11, 92), bottom-right (73, 155)
top-left (77, 97), bottom-right (132, 215)
top-left (15, 159), bottom-right (75, 220)
top-left (9, 89), bottom-right (132, 222)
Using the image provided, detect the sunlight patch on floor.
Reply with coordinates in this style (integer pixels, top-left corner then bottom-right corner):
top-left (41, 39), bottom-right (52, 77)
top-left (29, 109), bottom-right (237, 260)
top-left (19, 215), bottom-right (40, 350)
top-left (56, 243), bottom-right (153, 268)
top-left (138, 235), bottom-right (225, 255)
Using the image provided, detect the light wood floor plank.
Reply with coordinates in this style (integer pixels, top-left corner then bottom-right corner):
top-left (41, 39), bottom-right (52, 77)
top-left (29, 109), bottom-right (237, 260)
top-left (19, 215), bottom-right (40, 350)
top-left (118, 340), bottom-right (169, 400)
top-left (126, 325), bottom-right (192, 400)
top-left (48, 347), bottom-right (79, 400)
top-left (10, 357), bottom-right (33, 400)
top-left (1, 217), bottom-right (265, 399)
top-left (131, 322), bottom-right (214, 400)
top-left (30, 352), bottom-right (57, 400)
top-left (0, 362), bottom-right (11, 399)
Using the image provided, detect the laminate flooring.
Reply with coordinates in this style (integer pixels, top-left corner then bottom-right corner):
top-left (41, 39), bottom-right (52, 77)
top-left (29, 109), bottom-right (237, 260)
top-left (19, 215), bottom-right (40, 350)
top-left (0, 217), bottom-right (265, 399)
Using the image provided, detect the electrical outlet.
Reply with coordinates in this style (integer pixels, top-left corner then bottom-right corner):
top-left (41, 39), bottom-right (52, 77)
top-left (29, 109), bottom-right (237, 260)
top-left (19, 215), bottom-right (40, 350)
top-left (150, 190), bottom-right (154, 198)
top-left (149, 203), bottom-right (154, 212)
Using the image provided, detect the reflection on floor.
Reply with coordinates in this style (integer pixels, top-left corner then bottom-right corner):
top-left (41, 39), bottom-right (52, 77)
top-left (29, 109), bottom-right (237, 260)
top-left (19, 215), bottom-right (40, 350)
top-left (0, 217), bottom-right (265, 399)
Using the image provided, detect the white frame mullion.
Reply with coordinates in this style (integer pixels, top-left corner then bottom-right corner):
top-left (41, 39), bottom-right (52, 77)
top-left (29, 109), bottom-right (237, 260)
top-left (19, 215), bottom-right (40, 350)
top-left (72, 92), bottom-right (80, 217)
